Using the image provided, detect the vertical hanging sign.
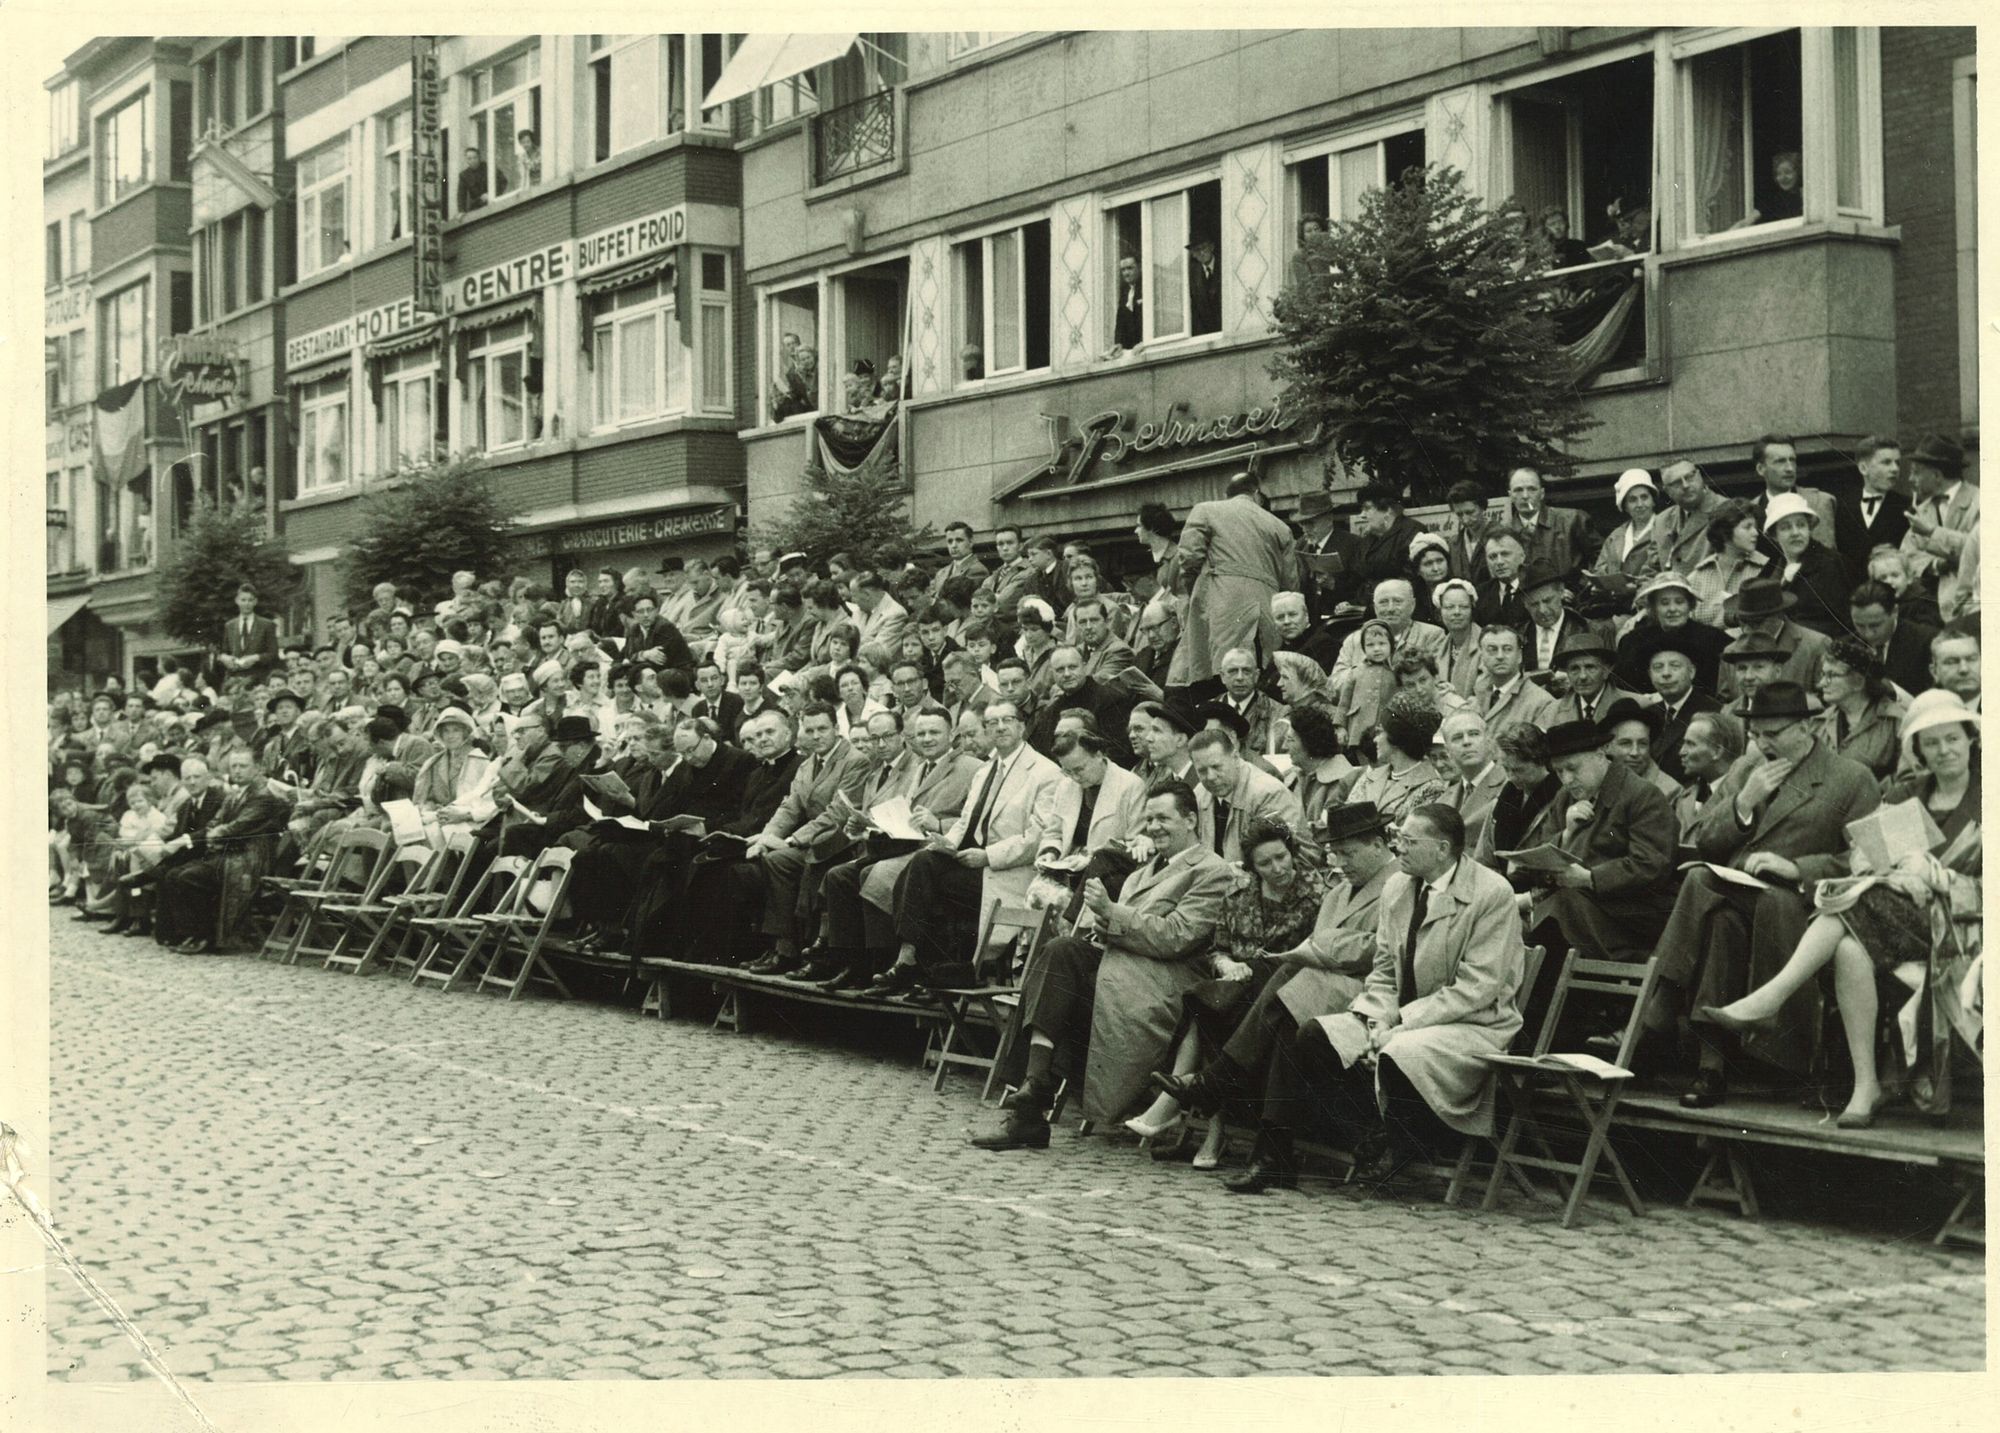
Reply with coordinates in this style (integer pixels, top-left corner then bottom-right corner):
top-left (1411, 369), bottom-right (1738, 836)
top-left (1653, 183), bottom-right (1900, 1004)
top-left (412, 38), bottom-right (445, 316)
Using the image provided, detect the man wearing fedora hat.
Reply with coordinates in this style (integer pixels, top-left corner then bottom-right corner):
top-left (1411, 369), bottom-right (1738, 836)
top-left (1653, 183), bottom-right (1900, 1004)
top-left (1187, 235), bottom-right (1222, 335)
top-left (1900, 432), bottom-right (1979, 606)
top-left (1717, 575), bottom-right (1831, 705)
top-left (1548, 630), bottom-right (1642, 728)
top-left (1615, 571), bottom-right (1730, 696)
top-left (1765, 492), bottom-right (1852, 638)
top-left (1293, 491), bottom-right (1368, 620)
top-left (1517, 560), bottom-right (1607, 680)
top-left (1535, 716), bottom-right (1680, 965)
top-left (1149, 802), bottom-right (1401, 1194)
top-left (1628, 634), bottom-right (1720, 784)
top-left (1648, 679), bottom-right (1880, 1107)
top-left (254, 689), bottom-right (314, 783)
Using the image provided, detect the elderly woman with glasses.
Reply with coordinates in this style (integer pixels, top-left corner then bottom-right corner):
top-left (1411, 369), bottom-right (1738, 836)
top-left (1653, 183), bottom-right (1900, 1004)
top-left (1703, 692), bottom-right (1982, 1124)
top-left (1812, 638), bottom-right (1907, 781)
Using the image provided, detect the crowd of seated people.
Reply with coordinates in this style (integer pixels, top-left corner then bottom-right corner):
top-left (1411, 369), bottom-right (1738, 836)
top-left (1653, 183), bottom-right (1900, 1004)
top-left (50, 428), bottom-right (1982, 1183)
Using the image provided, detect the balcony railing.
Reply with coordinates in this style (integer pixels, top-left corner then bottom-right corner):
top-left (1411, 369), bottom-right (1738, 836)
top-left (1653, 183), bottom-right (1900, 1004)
top-left (812, 90), bottom-right (895, 185)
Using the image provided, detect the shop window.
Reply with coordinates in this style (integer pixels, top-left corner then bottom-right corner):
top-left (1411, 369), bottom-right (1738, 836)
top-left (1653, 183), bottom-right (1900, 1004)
top-left (297, 134), bottom-right (351, 278)
top-left (466, 318), bottom-right (537, 451)
top-left (1104, 177), bottom-right (1222, 348)
top-left (48, 78), bottom-right (81, 160)
top-left (378, 108), bottom-right (411, 246)
top-left (698, 251), bottom-right (732, 413)
top-left (99, 279), bottom-right (150, 388)
top-left (97, 91), bottom-right (150, 206)
top-left (462, 46), bottom-right (542, 211)
top-left (954, 218), bottom-right (1050, 382)
top-left (297, 374), bottom-right (349, 493)
top-left (1681, 30), bottom-right (1803, 238)
top-left (592, 275), bottom-right (676, 427)
top-left (378, 349), bottom-right (441, 469)
top-left (764, 283), bottom-right (820, 422)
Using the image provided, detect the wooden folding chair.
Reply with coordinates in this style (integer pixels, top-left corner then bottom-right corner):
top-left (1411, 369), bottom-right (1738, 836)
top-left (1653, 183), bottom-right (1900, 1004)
top-left (1478, 950), bottom-right (1660, 1227)
top-left (281, 829), bottom-right (397, 966)
top-left (471, 847), bottom-right (577, 1001)
top-left (319, 835), bottom-right (468, 975)
top-left (410, 855), bottom-right (530, 992)
top-left (258, 828), bottom-right (382, 962)
top-left (367, 832), bottom-right (482, 978)
top-left (927, 904), bottom-right (1055, 1094)
top-left (257, 822), bottom-right (340, 898)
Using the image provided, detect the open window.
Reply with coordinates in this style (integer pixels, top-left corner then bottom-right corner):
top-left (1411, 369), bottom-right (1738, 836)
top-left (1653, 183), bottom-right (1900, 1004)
top-left (954, 218), bottom-right (1051, 383)
top-left (1680, 30), bottom-right (1803, 239)
top-left (460, 45), bottom-right (542, 212)
top-left (296, 135), bottom-right (351, 278)
top-left (462, 316), bottom-right (540, 451)
top-left (1104, 177), bottom-right (1223, 350)
top-left (764, 283), bottom-right (820, 423)
top-left (831, 256), bottom-right (907, 409)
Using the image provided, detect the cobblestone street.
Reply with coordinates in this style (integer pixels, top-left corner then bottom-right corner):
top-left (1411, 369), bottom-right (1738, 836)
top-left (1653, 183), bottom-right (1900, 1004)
top-left (42, 917), bottom-right (1984, 1382)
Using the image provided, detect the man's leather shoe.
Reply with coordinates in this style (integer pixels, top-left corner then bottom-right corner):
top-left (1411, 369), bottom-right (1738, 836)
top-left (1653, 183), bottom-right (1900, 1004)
top-left (744, 950), bottom-right (792, 975)
top-left (998, 1079), bottom-right (1055, 1113)
top-left (859, 963), bottom-right (921, 999)
top-left (1224, 1129), bottom-right (1299, 1193)
top-left (817, 966), bottom-right (867, 993)
top-left (969, 1112), bottom-right (1050, 1151)
top-left (1353, 1138), bottom-right (1421, 1186)
top-left (790, 958), bottom-right (843, 983)
top-left (103, 919), bottom-right (130, 935)
top-left (1680, 1070), bottom-right (1727, 1109)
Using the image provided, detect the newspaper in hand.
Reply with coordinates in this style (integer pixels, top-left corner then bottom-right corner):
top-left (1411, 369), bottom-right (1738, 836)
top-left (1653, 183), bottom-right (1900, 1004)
top-left (582, 795), bottom-right (650, 832)
top-left (867, 796), bottom-right (925, 843)
top-left (1495, 842), bottom-right (1573, 874)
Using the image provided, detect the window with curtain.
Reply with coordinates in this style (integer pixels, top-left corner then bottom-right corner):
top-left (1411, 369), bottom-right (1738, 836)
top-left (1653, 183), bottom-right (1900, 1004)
top-left (378, 108), bottom-right (411, 247)
top-left (591, 275), bottom-right (676, 427)
top-left (377, 349), bottom-right (439, 469)
top-left (953, 219), bottom-right (1051, 381)
top-left (1682, 30), bottom-right (1803, 238)
top-left (467, 46), bottom-right (542, 204)
top-left (297, 374), bottom-right (349, 493)
top-left (1499, 54), bottom-right (1653, 263)
top-left (99, 280), bottom-right (150, 388)
top-left (1104, 177), bottom-right (1221, 347)
top-left (297, 135), bottom-right (351, 277)
top-left (765, 285), bottom-right (820, 422)
top-left (698, 251), bottom-right (732, 413)
top-left (97, 91), bottom-right (150, 206)
top-left (467, 318), bottom-right (534, 451)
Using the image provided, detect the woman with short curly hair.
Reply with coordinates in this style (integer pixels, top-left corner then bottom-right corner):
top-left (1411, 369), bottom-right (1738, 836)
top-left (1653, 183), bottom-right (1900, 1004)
top-left (1342, 689), bottom-right (1450, 822)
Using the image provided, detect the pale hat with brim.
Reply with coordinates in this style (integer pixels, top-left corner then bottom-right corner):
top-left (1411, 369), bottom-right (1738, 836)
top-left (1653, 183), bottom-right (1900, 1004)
top-left (1408, 531), bottom-right (1451, 562)
top-left (431, 706), bottom-right (476, 734)
top-left (1613, 468), bottom-right (1656, 508)
top-left (1633, 570), bottom-right (1697, 606)
top-left (1763, 492), bottom-right (1819, 531)
top-left (1900, 689), bottom-right (1980, 749)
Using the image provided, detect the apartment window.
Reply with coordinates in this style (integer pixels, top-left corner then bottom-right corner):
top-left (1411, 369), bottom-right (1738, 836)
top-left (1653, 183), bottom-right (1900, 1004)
top-left (100, 280), bottom-right (150, 388)
top-left (1681, 30), bottom-right (1803, 238)
top-left (48, 471), bottom-right (79, 574)
top-left (464, 46), bottom-right (542, 209)
top-left (67, 326), bottom-right (89, 399)
top-left (377, 349), bottom-right (440, 469)
top-left (831, 256), bottom-right (906, 407)
top-left (763, 71), bottom-right (818, 128)
top-left (97, 91), bottom-right (150, 206)
top-left (48, 79), bottom-right (82, 159)
top-left (96, 474), bottom-right (117, 569)
top-left (948, 33), bottom-right (1021, 58)
top-left (765, 284), bottom-right (820, 422)
top-left (169, 81), bottom-right (193, 181)
top-left (698, 251), bottom-right (732, 413)
top-left (170, 272), bottom-right (193, 336)
top-left (297, 374), bottom-right (350, 493)
top-left (1105, 178), bottom-right (1223, 347)
top-left (46, 337), bottom-right (65, 416)
top-left (591, 275), bottom-right (676, 427)
top-left (378, 108), bottom-right (411, 246)
top-left (1290, 126), bottom-right (1426, 238)
top-left (245, 38), bottom-right (267, 118)
top-left (124, 470), bottom-right (155, 569)
top-left (296, 135), bottom-right (351, 277)
top-left (466, 319), bottom-right (536, 451)
top-left (199, 208), bottom-right (266, 320)
top-left (954, 219), bottom-right (1050, 381)
top-left (1501, 56), bottom-right (1652, 265)
top-left (589, 35), bottom-right (669, 162)
top-left (46, 223), bottom-right (62, 284)
top-left (69, 211), bottom-right (90, 276)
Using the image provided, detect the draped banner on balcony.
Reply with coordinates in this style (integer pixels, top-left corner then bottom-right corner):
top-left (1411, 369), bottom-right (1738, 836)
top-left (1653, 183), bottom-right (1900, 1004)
top-left (804, 401), bottom-right (901, 483)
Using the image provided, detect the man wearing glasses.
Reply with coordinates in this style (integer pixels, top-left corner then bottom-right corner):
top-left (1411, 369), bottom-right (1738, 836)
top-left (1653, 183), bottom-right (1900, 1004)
top-left (1650, 680), bottom-right (1881, 1109)
top-left (1280, 802), bottom-right (1528, 1187)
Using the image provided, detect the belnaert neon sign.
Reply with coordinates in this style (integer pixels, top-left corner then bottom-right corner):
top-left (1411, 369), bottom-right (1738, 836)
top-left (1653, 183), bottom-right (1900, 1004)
top-left (1011, 397), bottom-right (1306, 495)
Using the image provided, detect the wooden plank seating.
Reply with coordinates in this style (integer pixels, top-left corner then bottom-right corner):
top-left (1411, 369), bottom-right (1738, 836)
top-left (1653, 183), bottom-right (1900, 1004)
top-left (1613, 1089), bottom-right (1985, 1244)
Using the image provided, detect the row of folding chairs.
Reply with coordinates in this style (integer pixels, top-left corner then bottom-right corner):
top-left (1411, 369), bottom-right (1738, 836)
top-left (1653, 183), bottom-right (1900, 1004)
top-left (250, 827), bottom-right (578, 1002)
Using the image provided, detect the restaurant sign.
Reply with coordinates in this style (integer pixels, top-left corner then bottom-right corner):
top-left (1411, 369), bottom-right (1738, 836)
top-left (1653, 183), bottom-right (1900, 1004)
top-left (516, 504), bottom-right (736, 558)
top-left (411, 39), bottom-right (446, 315)
top-left (286, 296), bottom-right (434, 368)
top-left (1000, 396), bottom-right (1319, 501)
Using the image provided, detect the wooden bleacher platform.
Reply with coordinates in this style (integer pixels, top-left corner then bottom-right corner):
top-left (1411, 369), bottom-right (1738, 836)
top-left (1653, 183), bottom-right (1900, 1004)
top-left (634, 956), bottom-right (945, 1033)
top-left (1614, 1090), bottom-right (1984, 1245)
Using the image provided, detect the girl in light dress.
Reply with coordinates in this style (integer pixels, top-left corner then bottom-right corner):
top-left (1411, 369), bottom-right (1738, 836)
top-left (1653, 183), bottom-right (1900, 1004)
top-left (1330, 619), bottom-right (1398, 751)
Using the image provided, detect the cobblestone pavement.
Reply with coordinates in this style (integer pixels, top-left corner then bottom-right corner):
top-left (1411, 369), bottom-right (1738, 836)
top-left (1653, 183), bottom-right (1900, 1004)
top-left (41, 916), bottom-right (1984, 1382)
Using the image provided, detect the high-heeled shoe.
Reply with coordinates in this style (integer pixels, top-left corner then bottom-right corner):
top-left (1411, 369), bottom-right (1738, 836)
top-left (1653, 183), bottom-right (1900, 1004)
top-left (1191, 1121), bottom-right (1228, 1171)
top-left (1694, 1004), bottom-right (1769, 1034)
top-left (1124, 1109), bottom-right (1186, 1142)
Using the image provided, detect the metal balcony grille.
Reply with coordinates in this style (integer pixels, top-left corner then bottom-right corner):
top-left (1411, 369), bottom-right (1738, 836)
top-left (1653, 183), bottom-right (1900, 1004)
top-left (812, 90), bottom-right (895, 185)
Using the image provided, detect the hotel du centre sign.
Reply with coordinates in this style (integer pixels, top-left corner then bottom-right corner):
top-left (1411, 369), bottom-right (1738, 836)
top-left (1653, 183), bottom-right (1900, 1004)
top-left (285, 205), bottom-right (691, 369)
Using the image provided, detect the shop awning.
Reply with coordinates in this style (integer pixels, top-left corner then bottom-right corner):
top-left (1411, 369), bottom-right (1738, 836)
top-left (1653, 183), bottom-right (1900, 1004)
top-left (701, 33), bottom-right (859, 110)
top-left (452, 295), bottom-right (537, 335)
top-left (47, 590), bottom-right (90, 637)
top-left (365, 323), bottom-right (443, 361)
top-left (579, 252), bottom-right (676, 299)
top-left (286, 355), bottom-right (351, 388)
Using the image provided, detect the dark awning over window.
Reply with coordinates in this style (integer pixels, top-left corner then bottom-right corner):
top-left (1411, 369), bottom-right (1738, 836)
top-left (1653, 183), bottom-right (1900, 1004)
top-left (286, 356), bottom-right (351, 388)
top-left (578, 252), bottom-right (676, 299)
top-left (452, 296), bottom-right (537, 335)
top-left (365, 323), bottom-right (443, 361)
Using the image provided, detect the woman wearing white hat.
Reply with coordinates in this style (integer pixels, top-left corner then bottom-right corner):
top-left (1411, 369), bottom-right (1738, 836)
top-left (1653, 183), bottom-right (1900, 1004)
top-left (411, 707), bottom-right (498, 843)
top-left (1764, 491), bottom-right (1852, 638)
top-left (1589, 468), bottom-right (1666, 599)
top-left (1702, 691), bottom-right (1981, 1125)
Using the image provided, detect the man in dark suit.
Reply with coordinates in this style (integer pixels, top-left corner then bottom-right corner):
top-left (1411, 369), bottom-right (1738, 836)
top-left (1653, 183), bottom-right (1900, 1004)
top-left (1650, 682), bottom-right (1881, 1106)
top-left (216, 584), bottom-right (281, 684)
top-left (621, 594), bottom-right (694, 676)
top-left (1537, 720), bottom-right (1681, 963)
top-left (1474, 530), bottom-right (1532, 632)
top-left (1271, 590), bottom-right (1342, 672)
top-left (153, 748), bottom-right (294, 952)
top-left (1187, 238), bottom-right (1223, 335)
top-left (690, 659), bottom-right (745, 734)
top-left (1630, 631), bottom-right (1720, 784)
top-left (1110, 254), bottom-right (1144, 351)
top-left (1506, 468), bottom-right (1595, 579)
top-left (1444, 481), bottom-right (1494, 586)
top-left (1026, 647), bottom-right (1134, 757)
top-left (1847, 579), bottom-right (1938, 699)
top-left (1832, 435), bottom-right (1911, 580)
top-left (1352, 484), bottom-right (1430, 595)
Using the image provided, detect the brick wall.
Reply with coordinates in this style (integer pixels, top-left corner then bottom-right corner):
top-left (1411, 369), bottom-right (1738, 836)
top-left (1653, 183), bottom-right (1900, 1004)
top-left (1881, 26), bottom-right (1976, 444)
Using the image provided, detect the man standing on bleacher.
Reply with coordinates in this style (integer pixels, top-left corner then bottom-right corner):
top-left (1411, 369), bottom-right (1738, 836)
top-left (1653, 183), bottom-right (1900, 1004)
top-left (971, 782), bottom-right (1235, 1151)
